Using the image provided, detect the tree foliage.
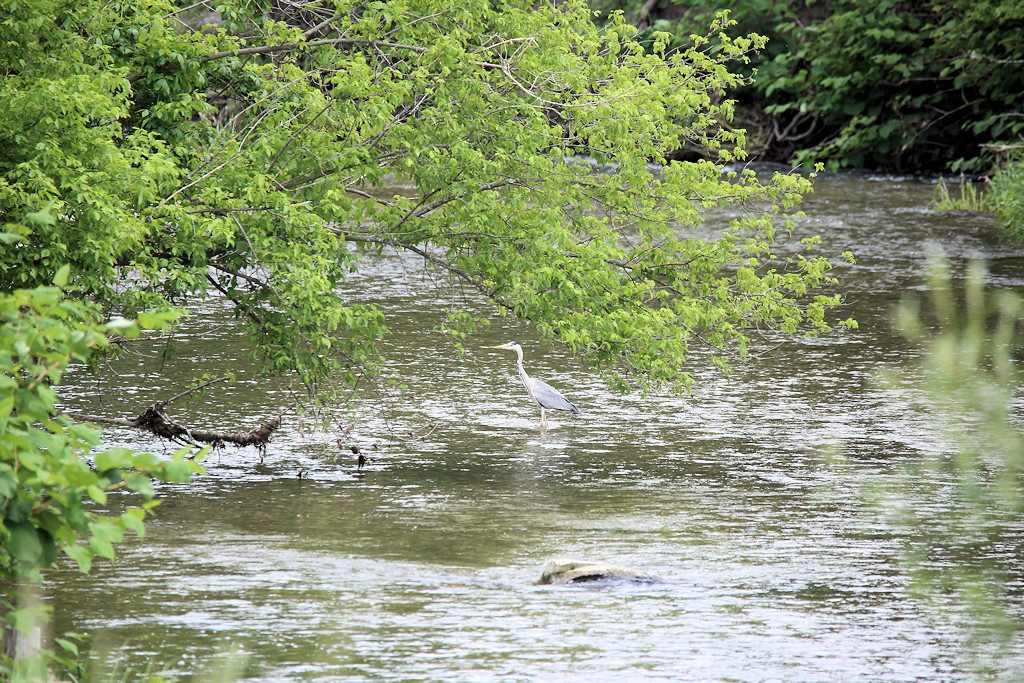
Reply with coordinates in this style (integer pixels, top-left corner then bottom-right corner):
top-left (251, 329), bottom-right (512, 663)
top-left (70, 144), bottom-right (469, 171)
top-left (0, 233), bottom-right (205, 676)
top-left (760, 0), bottom-right (1024, 171)
top-left (2, 0), bottom-right (848, 397)
top-left (597, 0), bottom-right (1024, 172)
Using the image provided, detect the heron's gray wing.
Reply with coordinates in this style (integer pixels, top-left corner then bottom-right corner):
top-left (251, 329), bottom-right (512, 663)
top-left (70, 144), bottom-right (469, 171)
top-left (526, 377), bottom-right (581, 414)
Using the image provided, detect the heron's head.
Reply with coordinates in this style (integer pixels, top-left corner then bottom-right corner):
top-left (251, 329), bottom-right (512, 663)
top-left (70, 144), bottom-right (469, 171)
top-left (492, 341), bottom-right (521, 352)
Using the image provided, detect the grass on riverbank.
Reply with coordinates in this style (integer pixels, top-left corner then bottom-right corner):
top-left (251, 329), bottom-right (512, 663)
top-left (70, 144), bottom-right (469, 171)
top-left (931, 164), bottom-right (1024, 242)
top-left (932, 176), bottom-right (987, 213)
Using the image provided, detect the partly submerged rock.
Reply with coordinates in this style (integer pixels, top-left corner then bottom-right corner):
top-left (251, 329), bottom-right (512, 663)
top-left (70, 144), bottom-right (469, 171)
top-left (539, 558), bottom-right (659, 585)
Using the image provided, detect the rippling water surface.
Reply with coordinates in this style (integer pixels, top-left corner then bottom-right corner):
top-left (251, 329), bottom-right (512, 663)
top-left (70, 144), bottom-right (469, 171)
top-left (49, 176), bottom-right (1024, 680)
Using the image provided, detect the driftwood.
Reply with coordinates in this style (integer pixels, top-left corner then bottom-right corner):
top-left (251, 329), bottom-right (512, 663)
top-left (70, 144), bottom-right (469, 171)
top-left (59, 378), bottom-right (284, 450)
top-left (61, 407), bottom-right (282, 450)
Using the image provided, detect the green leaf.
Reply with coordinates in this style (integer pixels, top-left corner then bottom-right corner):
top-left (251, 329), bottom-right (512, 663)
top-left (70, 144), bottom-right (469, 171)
top-left (0, 471), bottom-right (16, 499)
top-left (95, 447), bottom-right (134, 471)
top-left (89, 536), bottom-right (115, 560)
top-left (86, 485), bottom-right (107, 505)
top-left (9, 522), bottom-right (43, 564)
top-left (120, 509), bottom-right (146, 537)
top-left (55, 638), bottom-right (79, 656)
top-left (131, 452), bottom-right (161, 470)
top-left (0, 395), bottom-right (14, 420)
top-left (137, 310), bottom-right (179, 329)
top-left (26, 203), bottom-right (56, 226)
top-left (7, 607), bottom-right (43, 634)
top-left (104, 318), bottom-right (136, 332)
top-left (125, 473), bottom-right (155, 498)
top-left (163, 455), bottom-right (195, 483)
top-left (53, 264), bottom-right (71, 288)
top-left (41, 533), bottom-right (58, 566)
top-left (64, 544), bottom-right (93, 573)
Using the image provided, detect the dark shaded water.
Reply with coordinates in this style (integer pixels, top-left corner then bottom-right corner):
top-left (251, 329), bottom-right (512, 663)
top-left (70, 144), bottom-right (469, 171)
top-left (49, 176), bottom-right (1024, 680)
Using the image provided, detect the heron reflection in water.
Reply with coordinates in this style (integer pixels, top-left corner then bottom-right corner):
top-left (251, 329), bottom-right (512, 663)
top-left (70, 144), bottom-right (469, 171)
top-left (492, 342), bottom-right (581, 427)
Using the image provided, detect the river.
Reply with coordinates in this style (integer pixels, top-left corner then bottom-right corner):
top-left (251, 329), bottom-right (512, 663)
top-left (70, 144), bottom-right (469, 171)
top-left (49, 174), bottom-right (1024, 680)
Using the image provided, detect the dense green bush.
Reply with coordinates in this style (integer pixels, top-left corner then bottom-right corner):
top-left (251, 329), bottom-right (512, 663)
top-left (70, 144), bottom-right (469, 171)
top-left (759, 0), bottom-right (1024, 171)
top-left (988, 159), bottom-right (1024, 239)
top-left (598, 0), bottom-right (1024, 172)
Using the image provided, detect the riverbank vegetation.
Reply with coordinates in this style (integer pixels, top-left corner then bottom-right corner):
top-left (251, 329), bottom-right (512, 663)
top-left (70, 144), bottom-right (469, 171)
top-left (600, 0), bottom-right (1024, 172)
top-left (988, 159), bottom-right (1024, 239)
top-left (932, 177), bottom-right (988, 213)
top-left (1, 0), bottom-right (851, 673)
top-left (598, 0), bottom-right (1024, 236)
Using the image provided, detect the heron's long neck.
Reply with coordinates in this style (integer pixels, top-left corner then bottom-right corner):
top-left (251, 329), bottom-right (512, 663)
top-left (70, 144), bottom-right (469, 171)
top-left (514, 347), bottom-right (529, 385)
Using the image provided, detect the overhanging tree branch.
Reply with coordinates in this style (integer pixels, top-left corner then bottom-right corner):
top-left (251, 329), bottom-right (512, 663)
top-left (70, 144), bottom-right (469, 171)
top-left (199, 37), bottom-right (428, 64)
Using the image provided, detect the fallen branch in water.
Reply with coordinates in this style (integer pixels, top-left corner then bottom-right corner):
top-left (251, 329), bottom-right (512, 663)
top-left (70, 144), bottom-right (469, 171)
top-left (59, 402), bottom-right (284, 450)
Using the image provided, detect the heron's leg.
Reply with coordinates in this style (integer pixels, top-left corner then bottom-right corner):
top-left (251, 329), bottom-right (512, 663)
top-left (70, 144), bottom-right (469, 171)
top-left (540, 408), bottom-right (547, 428)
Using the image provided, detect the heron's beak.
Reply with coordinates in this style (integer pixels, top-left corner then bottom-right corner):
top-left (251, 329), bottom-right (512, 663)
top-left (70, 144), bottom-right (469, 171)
top-left (491, 343), bottom-right (511, 350)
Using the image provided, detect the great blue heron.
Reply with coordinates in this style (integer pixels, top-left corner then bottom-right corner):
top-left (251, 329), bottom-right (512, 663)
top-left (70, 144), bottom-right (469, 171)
top-left (492, 342), bottom-right (581, 426)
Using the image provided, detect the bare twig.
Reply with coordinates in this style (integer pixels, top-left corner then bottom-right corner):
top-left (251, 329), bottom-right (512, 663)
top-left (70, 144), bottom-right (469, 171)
top-left (157, 375), bottom-right (232, 408)
top-left (198, 37), bottom-right (427, 64)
